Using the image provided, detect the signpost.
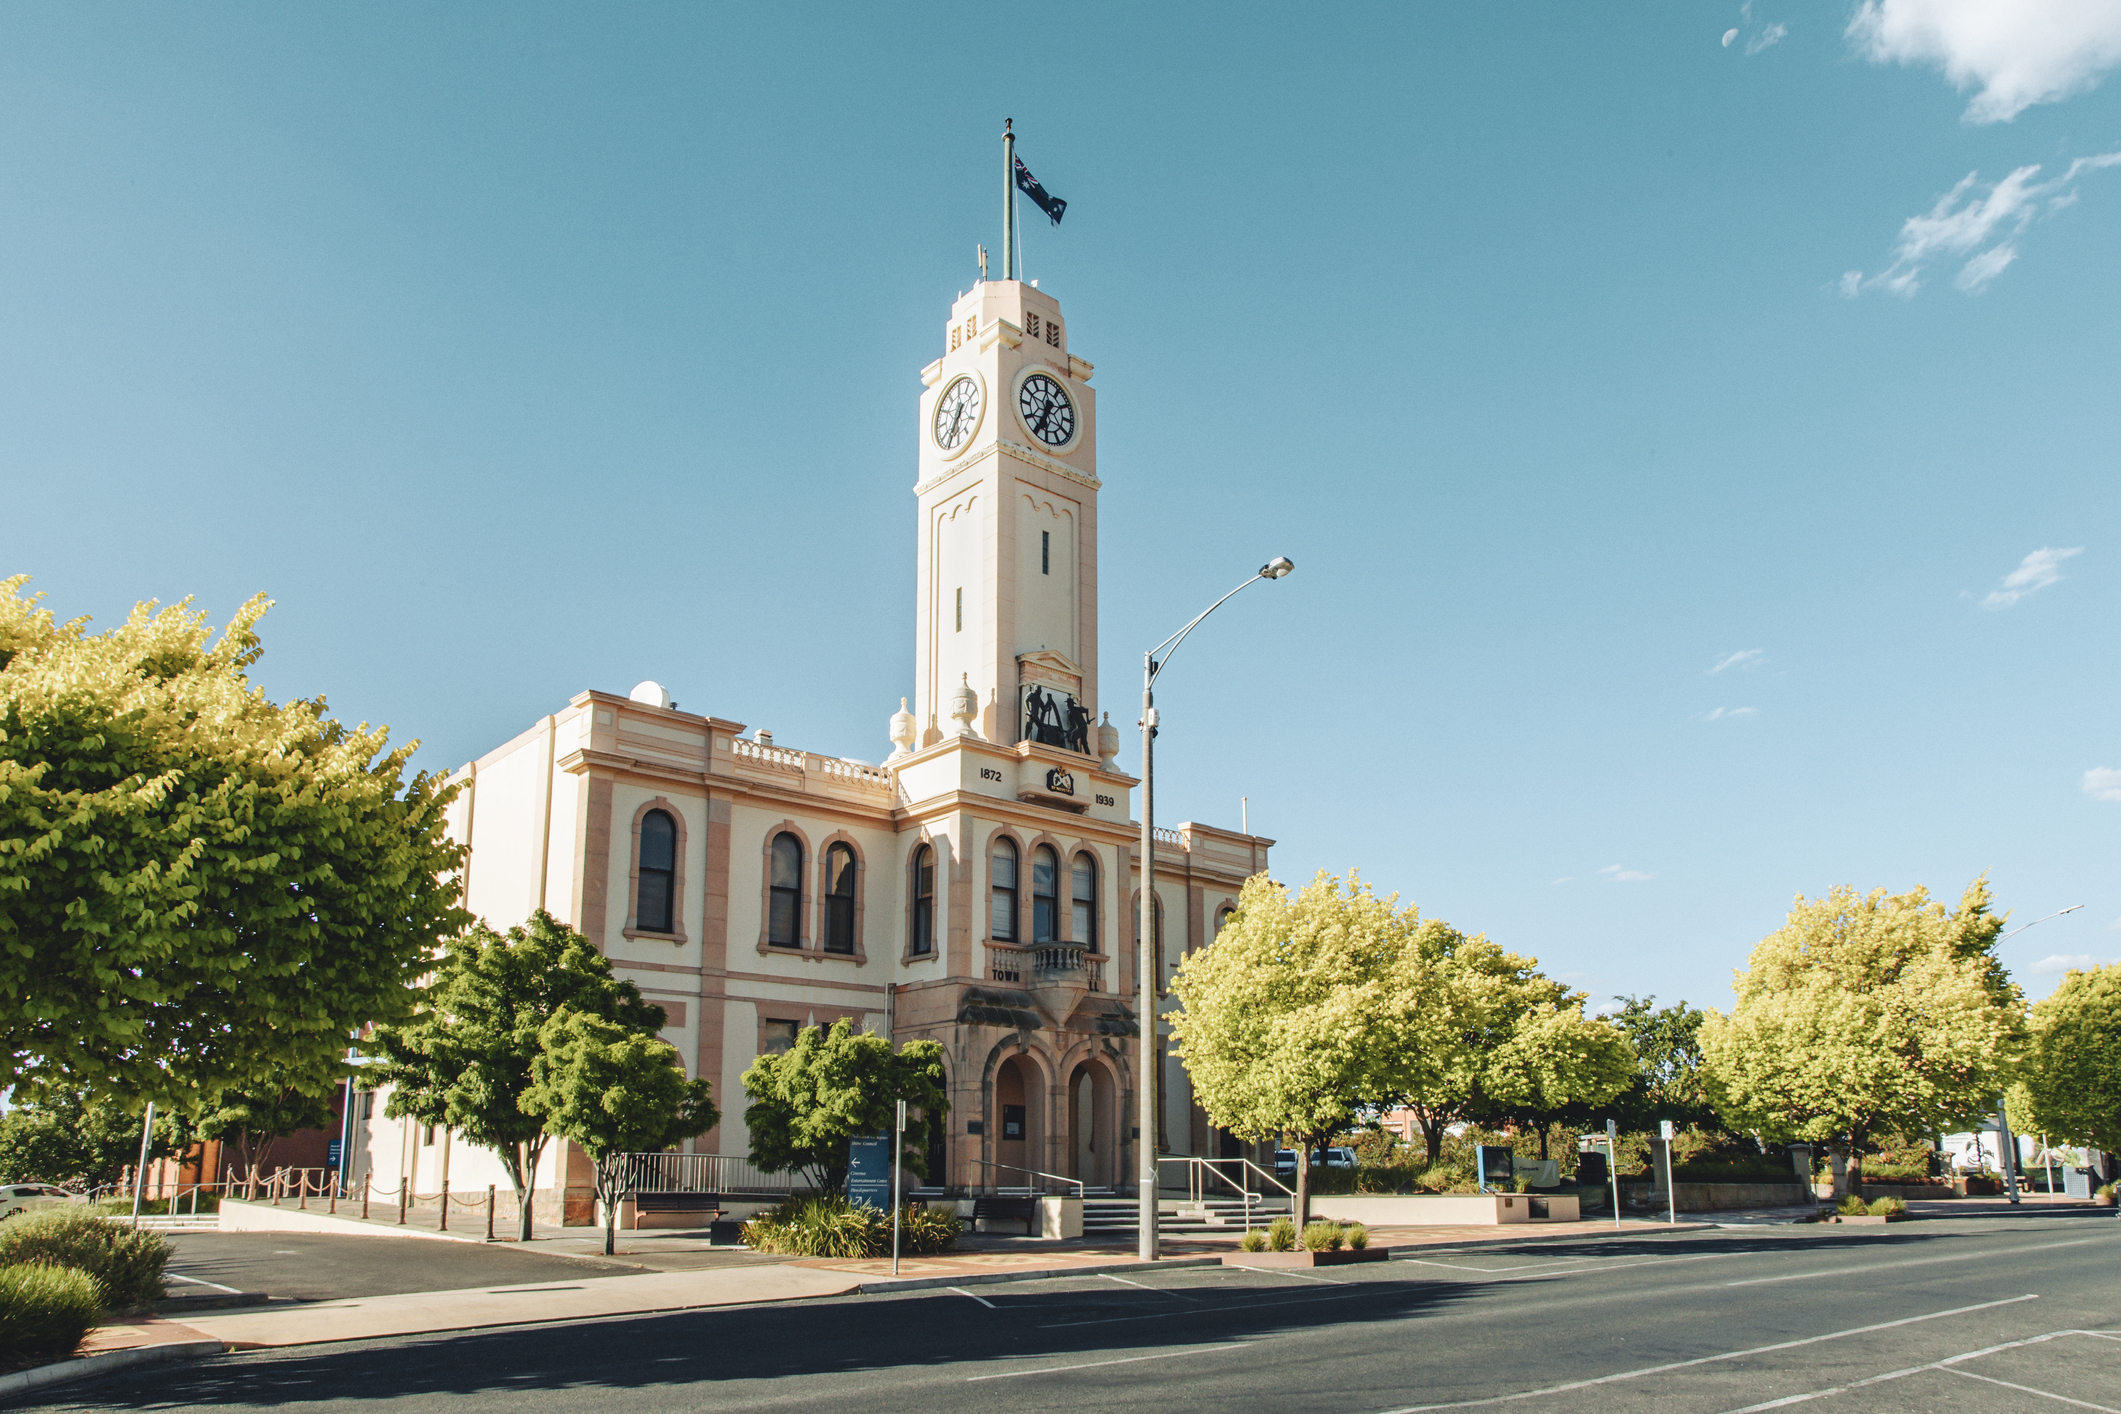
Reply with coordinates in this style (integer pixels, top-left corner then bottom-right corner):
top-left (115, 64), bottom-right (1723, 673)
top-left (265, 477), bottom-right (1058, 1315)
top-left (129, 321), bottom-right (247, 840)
top-left (1606, 1120), bottom-right (1621, 1230)
top-left (1474, 1145), bottom-right (1514, 1194)
top-left (892, 1100), bottom-right (907, 1277)
top-left (848, 1135), bottom-right (893, 1213)
top-left (1660, 1119), bottom-right (1676, 1225)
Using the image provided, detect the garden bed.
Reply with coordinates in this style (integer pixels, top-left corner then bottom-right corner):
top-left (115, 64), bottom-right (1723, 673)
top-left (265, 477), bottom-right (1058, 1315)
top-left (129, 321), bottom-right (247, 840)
top-left (1223, 1247), bottom-right (1389, 1268)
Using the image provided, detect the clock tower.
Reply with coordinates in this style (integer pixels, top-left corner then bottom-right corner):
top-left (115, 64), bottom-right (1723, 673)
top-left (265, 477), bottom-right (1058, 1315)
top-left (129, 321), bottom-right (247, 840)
top-left (912, 278), bottom-right (1101, 751)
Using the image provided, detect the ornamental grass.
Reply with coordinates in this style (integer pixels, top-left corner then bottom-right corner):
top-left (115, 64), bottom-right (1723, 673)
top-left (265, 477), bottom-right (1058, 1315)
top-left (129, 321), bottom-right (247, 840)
top-left (0, 1209), bottom-right (168, 1310)
top-left (0, 1264), bottom-right (103, 1369)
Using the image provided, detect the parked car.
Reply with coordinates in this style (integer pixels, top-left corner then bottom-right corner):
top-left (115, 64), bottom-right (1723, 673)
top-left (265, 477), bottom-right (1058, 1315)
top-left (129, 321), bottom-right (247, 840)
top-left (0, 1184), bottom-right (87, 1221)
top-left (1272, 1147), bottom-right (1360, 1179)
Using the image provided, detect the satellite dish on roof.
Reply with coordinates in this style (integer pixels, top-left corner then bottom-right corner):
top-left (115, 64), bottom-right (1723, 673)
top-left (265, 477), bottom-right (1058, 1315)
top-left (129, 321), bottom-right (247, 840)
top-left (629, 680), bottom-right (672, 709)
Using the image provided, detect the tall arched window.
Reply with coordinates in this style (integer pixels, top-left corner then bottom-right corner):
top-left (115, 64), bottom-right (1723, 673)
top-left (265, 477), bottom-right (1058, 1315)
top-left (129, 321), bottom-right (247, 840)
top-left (911, 845), bottom-right (935, 956)
top-left (636, 809), bottom-right (676, 934)
top-left (823, 843), bottom-right (857, 954)
top-left (768, 833), bottom-right (803, 948)
top-left (1072, 853), bottom-right (1097, 951)
top-left (990, 838), bottom-right (1017, 941)
top-left (1032, 846), bottom-right (1059, 944)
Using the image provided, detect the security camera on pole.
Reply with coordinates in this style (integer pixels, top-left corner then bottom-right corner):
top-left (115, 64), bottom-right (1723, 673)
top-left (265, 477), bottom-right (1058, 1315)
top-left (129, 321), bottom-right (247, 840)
top-left (1136, 556), bottom-right (1295, 1262)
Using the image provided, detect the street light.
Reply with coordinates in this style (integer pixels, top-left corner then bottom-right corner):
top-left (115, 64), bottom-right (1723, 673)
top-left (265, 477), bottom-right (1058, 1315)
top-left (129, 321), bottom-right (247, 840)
top-left (1136, 556), bottom-right (1295, 1262)
top-left (1992, 904), bottom-right (2084, 1204)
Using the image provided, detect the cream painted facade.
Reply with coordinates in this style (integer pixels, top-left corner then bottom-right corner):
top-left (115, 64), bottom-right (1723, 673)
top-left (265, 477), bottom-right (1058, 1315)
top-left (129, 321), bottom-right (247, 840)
top-left (360, 279), bottom-right (1270, 1223)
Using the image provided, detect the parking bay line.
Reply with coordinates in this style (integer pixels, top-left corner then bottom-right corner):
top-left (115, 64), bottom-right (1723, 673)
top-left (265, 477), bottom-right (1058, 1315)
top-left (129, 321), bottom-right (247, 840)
top-left (967, 1342), bottom-right (1249, 1381)
top-left (1370, 1292), bottom-right (2040, 1412)
top-left (1944, 1365), bottom-right (2121, 1412)
top-left (1718, 1326), bottom-right (2104, 1412)
top-left (167, 1272), bottom-right (245, 1294)
top-left (1723, 1234), bottom-right (2113, 1286)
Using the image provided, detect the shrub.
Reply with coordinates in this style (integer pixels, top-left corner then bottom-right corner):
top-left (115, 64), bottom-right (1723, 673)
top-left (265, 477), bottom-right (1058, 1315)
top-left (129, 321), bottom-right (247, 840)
top-left (1868, 1196), bottom-right (1906, 1218)
top-left (1344, 1223), bottom-right (1368, 1251)
top-left (739, 1198), bottom-right (958, 1258)
top-left (0, 1264), bottom-right (103, 1367)
top-left (1266, 1215), bottom-right (1297, 1252)
top-left (1239, 1229), bottom-right (1267, 1253)
top-left (0, 1209), bottom-right (167, 1309)
top-left (1301, 1220), bottom-right (1344, 1252)
top-left (1837, 1194), bottom-right (1869, 1217)
top-left (896, 1203), bottom-right (962, 1255)
top-left (2098, 1182), bottom-right (2117, 1200)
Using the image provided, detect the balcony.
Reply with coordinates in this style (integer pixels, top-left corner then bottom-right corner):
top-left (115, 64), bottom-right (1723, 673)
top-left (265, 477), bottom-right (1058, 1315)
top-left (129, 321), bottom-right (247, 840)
top-left (986, 941), bottom-right (1103, 990)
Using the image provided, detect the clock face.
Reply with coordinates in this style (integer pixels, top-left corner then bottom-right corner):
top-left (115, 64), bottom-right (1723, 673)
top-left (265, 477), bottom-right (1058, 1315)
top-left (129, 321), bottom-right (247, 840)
top-left (1018, 373), bottom-right (1076, 448)
top-left (932, 376), bottom-right (983, 452)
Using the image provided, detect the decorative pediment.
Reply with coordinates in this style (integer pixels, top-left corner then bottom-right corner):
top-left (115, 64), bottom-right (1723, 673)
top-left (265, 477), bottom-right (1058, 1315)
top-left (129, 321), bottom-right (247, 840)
top-left (1015, 649), bottom-right (1081, 694)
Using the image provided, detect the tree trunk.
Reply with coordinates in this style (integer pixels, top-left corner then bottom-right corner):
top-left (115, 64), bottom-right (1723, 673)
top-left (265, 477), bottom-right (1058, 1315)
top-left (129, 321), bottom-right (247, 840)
top-left (1421, 1115), bottom-right (1445, 1166)
top-left (1844, 1125), bottom-right (1869, 1200)
top-left (508, 1139), bottom-right (547, 1243)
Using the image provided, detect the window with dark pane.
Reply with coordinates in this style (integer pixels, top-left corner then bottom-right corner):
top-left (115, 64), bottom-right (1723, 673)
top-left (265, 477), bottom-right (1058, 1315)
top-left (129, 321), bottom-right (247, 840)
top-left (636, 809), bottom-right (676, 933)
top-left (824, 843), bottom-right (857, 954)
top-left (912, 845), bottom-right (935, 955)
top-left (1041, 529), bottom-right (1050, 575)
top-left (1032, 845), bottom-right (1059, 944)
top-left (990, 838), bottom-right (1017, 941)
top-left (763, 1019), bottom-right (799, 1055)
top-left (769, 833), bottom-right (803, 947)
top-left (1072, 853), bottom-right (1097, 951)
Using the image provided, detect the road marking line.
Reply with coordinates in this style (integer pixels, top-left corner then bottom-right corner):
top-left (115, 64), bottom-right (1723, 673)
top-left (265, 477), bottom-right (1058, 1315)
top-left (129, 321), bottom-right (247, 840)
top-left (1718, 1326), bottom-right (2096, 1412)
top-left (1724, 1234), bottom-right (2112, 1286)
top-left (1102, 1273), bottom-right (1201, 1300)
top-left (949, 1286), bottom-right (997, 1309)
top-left (1040, 1287), bottom-right (1374, 1328)
top-left (967, 1342), bottom-right (1248, 1381)
top-left (1945, 1366), bottom-right (2121, 1411)
top-left (1227, 1265), bottom-right (1346, 1284)
top-left (166, 1273), bottom-right (244, 1294)
top-left (1373, 1293), bottom-right (2040, 1411)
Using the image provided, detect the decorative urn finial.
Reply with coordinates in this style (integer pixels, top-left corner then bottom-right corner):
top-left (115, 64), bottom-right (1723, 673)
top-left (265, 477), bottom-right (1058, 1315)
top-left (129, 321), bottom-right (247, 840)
top-left (949, 674), bottom-right (983, 739)
top-left (1097, 710), bottom-right (1120, 768)
top-left (888, 697), bottom-right (916, 761)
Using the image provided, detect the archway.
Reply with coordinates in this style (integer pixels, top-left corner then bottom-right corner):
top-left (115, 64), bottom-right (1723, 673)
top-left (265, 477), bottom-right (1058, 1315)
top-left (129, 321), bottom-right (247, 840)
top-left (1065, 1057), bottom-right (1116, 1190)
top-left (994, 1054), bottom-right (1043, 1186)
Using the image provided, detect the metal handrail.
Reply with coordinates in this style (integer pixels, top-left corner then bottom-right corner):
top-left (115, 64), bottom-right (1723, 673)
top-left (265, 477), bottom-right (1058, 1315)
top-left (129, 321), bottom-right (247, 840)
top-left (1155, 1155), bottom-right (1295, 1234)
top-left (969, 1158), bottom-right (1084, 1198)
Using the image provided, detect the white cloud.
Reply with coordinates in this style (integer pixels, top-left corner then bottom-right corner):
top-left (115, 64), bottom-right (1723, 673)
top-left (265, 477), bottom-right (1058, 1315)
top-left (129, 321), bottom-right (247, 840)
top-left (2031, 953), bottom-right (2109, 975)
top-left (1710, 649), bottom-right (1765, 674)
top-left (1747, 22), bottom-right (1788, 54)
top-left (1704, 706), bottom-right (1759, 721)
top-left (1848, 0), bottom-right (2121, 123)
top-left (1982, 545), bottom-right (2083, 609)
top-left (1551, 876), bottom-right (1573, 886)
top-left (1600, 864), bottom-right (1656, 882)
top-left (2083, 767), bottom-right (2121, 802)
top-left (1844, 154), bottom-right (2121, 297)
top-left (1723, 27), bottom-right (1740, 47)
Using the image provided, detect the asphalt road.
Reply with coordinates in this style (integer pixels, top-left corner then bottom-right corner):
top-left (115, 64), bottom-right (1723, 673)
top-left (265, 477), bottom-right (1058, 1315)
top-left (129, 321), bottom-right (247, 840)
top-left (25, 1207), bottom-right (2121, 1413)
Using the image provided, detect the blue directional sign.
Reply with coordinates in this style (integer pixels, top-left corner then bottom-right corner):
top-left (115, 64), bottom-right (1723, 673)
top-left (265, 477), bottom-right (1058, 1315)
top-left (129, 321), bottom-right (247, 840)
top-left (326, 1139), bottom-right (343, 1170)
top-left (847, 1135), bottom-right (893, 1211)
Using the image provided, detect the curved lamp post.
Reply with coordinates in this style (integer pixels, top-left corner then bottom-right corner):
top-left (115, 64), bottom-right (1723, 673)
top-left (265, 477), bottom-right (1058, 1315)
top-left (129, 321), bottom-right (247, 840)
top-left (1991, 904), bottom-right (2083, 1203)
top-left (1137, 556), bottom-right (1294, 1261)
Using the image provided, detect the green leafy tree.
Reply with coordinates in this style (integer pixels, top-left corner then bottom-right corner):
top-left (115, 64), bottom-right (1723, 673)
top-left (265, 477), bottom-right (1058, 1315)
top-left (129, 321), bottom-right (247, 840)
top-left (524, 1008), bottom-right (718, 1256)
top-left (1604, 996), bottom-right (1721, 1136)
top-left (2016, 962), bottom-right (2121, 1153)
top-left (195, 1084), bottom-right (337, 1180)
top-left (1392, 932), bottom-right (1633, 1166)
top-left (739, 1019), bottom-right (949, 1196)
top-left (1169, 871), bottom-right (1432, 1224)
top-left (1699, 879), bottom-right (2021, 1198)
top-left (0, 1088), bottom-right (190, 1191)
top-left (0, 578), bottom-right (468, 1106)
top-left (368, 911), bottom-right (667, 1241)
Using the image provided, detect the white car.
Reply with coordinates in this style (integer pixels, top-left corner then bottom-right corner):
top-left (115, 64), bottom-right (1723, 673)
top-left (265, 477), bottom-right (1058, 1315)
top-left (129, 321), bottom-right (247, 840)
top-left (0, 1184), bottom-right (86, 1221)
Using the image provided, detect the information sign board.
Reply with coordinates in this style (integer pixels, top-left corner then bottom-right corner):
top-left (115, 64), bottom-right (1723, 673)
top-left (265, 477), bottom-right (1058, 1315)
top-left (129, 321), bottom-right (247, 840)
top-left (847, 1135), bottom-right (893, 1210)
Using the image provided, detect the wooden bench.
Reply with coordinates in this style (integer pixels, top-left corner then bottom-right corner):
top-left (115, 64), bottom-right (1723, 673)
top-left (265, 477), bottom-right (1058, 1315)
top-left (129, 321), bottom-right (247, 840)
top-left (631, 1192), bottom-right (722, 1230)
top-left (973, 1196), bottom-right (1037, 1235)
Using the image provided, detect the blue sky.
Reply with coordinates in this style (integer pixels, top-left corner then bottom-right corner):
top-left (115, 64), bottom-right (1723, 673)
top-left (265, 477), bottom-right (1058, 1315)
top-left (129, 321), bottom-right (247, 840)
top-left (5, 2), bottom-right (2117, 1010)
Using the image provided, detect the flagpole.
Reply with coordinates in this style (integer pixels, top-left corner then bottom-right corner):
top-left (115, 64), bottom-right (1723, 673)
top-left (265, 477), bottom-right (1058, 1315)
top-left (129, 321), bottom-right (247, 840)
top-left (1002, 118), bottom-right (1015, 282)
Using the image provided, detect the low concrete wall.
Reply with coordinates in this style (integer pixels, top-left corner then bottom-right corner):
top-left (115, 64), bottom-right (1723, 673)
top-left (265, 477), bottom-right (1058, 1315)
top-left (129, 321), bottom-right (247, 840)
top-left (1037, 1196), bottom-right (1082, 1240)
top-left (1626, 1182), bottom-right (1810, 1211)
top-left (1310, 1193), bottom-right (1533, 1226)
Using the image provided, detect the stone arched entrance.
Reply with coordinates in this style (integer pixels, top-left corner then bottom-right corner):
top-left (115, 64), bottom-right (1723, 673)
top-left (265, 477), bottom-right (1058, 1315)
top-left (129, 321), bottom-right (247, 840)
top-left (1065, 1057), bottom-right (1117, 1191)
top-left (993, 1053), bottom-right (1044, 1186)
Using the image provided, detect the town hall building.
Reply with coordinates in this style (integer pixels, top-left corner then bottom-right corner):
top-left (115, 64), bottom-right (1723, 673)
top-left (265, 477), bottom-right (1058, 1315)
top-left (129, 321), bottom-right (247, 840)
top-left (350, 270), bottom-right (1272, 1224)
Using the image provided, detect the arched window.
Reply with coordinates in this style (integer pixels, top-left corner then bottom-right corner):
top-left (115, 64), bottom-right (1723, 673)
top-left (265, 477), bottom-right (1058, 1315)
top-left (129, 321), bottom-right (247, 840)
top-left (823, 843), bottom-right (857, 954)
top-left (990, 838), bottom-right (1017, 941)
top-left (1072, 853), bottom-right (1097, 951)
top-left (911, 845), bottom-right (935, 956)
top-left (1031, 846), bottom-right (1059, 944)
top-left (636, 809), bottom-right (676, 934)
top-left (768, 833), bottom-right (803, 948)
top-left (1214, 905), bottom-right (1236, 938)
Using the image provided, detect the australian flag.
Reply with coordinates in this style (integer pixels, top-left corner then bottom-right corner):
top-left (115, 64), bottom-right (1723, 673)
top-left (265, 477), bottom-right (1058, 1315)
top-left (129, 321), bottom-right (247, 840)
top-left (1014, 155), bottom-right (1066, 226)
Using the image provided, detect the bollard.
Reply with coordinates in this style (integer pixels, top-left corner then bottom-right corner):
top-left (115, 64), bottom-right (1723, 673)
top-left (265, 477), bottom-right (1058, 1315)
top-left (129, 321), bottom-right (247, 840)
top-left (398, 1177), bottom-right (408, 1225)
top-left (299, 1172), bottom-right (308, 1210)
top-left (487, 1185), bottom-right (495, 1241)
top-left (362, 1181), bottom-right (371, 1220)
top-left (439, 1178), bottom-right (449, 1231)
